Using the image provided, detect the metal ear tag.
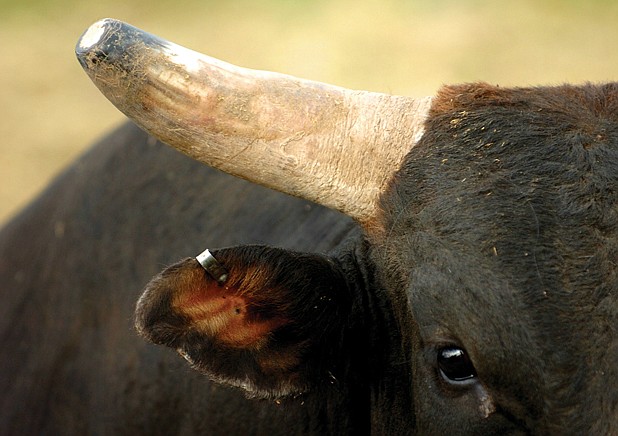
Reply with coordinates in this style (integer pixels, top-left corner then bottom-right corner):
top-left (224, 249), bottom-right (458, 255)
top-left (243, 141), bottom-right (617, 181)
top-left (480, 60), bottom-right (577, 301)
top-left (196, 249), bottom-right (229, 284)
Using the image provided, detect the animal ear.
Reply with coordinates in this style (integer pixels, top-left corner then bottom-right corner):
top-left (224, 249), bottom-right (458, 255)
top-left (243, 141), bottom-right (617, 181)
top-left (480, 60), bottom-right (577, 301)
top-left (135, 245), bottom-right (352, 398)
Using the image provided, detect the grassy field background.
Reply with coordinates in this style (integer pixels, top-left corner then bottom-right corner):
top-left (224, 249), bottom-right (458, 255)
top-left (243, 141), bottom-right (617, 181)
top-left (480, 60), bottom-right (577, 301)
top-left (1, 0), bottom-right (617, 225)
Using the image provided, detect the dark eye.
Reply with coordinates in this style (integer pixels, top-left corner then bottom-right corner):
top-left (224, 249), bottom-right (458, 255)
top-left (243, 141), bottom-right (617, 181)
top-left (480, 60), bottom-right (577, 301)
top-left (437, 347), bottom-right (477, 383)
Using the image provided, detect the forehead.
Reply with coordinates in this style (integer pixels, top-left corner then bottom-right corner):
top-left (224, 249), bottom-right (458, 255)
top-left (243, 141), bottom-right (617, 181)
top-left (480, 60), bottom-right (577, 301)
top-left (378, 83), bottom-right (618, 300)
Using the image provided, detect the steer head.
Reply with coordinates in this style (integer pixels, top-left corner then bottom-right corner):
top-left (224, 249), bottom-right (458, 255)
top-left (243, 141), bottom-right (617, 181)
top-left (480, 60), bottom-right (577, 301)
top-left (77, 19), bottom-right (617, 435)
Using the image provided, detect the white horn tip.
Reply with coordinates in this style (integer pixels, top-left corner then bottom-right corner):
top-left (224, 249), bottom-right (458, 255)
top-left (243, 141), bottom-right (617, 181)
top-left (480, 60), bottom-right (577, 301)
top-left (77, 18), bottom-right (113, 51)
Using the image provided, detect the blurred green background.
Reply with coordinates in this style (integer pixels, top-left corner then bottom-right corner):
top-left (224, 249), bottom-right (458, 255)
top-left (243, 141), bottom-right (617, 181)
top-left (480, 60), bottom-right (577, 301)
top-left (1, 0), bottom-right (617, 225)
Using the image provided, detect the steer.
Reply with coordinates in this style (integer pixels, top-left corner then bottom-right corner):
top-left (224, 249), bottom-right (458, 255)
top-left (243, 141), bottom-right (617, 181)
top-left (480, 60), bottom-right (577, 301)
top-left (0, 18), bottom-right (616, 435)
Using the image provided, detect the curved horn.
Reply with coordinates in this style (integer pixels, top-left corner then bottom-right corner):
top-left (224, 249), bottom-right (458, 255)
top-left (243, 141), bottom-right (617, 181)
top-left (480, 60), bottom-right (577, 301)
top-left (75, 19), bottom-right (431, 224)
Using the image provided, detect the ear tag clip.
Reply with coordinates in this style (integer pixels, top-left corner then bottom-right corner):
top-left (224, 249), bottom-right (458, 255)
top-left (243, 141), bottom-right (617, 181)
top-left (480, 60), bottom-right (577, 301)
top-left (196, 249), bottom-right (229, 284)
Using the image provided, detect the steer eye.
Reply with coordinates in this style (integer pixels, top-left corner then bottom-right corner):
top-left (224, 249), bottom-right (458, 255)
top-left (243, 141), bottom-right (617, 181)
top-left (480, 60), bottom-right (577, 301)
top-left (437, 346), bottom-right (477, 384)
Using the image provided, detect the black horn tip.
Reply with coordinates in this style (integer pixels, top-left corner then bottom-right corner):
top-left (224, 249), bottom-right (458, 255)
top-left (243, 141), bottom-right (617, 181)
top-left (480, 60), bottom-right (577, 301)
top-left (75, 18), bottom-right (168, 73)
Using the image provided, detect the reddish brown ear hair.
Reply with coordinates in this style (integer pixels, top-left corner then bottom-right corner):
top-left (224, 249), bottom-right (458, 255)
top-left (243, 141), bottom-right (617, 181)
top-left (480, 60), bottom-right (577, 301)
top-left (135, 246), bottom-right (352, 398)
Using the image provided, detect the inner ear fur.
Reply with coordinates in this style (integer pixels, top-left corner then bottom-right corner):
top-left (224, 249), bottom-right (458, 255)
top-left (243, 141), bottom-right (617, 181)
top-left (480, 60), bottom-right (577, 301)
top-left (135, 245), bottom-right (353, 398)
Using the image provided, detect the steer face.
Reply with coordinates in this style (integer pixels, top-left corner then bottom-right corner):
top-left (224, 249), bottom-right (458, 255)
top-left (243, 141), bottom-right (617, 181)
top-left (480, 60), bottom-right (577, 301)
top-left (372, 83), bottom-right (618, 434)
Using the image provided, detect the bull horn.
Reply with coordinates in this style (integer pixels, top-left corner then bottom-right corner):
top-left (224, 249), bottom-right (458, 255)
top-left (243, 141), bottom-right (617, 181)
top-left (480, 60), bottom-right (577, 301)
top-left (75, 18), bottom-right (431, 224)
